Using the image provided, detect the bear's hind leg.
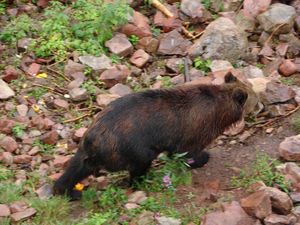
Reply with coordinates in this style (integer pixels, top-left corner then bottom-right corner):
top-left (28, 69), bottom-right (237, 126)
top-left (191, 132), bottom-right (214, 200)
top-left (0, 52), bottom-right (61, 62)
top-left (187, 151), bottom-right (210, 169)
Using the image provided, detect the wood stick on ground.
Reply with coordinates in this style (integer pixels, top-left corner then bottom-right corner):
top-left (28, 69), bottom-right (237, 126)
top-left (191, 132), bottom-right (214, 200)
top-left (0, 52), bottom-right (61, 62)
top-left (151, 0), bottom-right (174, 18)
top-left (63, 113), bottom-right (92, 123)
top-left (184, 56), bottom-right (190, 83)
top-left (46, 66), bottom-right (71, 82)
top-left (264, 23), bottom-right (285, 47)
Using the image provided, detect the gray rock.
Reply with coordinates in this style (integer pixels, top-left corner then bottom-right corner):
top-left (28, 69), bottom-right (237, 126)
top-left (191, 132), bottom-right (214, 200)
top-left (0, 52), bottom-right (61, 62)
top-left (109, 84), bottom-right (133, 97)
top-left (69, 88), bottom-right (89, 101)
top-left (257, 3), bottom-right (296, 34)
top-left (16, 104), bottom-right (28, 117)
top-left (157, 216), bottom-right (181, 225)
top-left (128, 191), bottom-right (147, 204)
top-left (0, 79), bottom-right (15, 99)
top-left (79, 55), bottom-right (112, 72)
top-left (64, 60), bottom-right (85, 77)
top-left (105, 33), bottom-right (133, 57)
top-left (260, 81), bottom-right (295, 104)
top-left (158, 30), bottom-right (192, 56)
top-left (180, 0), bottom-right (205, 19)
top-left (96, 94), bottom-right (120, 107)
top-left (100, 65), bottom-right (131, 88)
top-left (234, 10), bottom-right (256, 34)
top-left (243, 65), bottom-right (265, 78)
top-left (35, 183), bottom-right (53, 200)
top-left (10, 208), bottom-right (36, 222)
top-left (0, 204), bottom-right (10, 217)
top-left (188, 17), bottom-right (248, 63)
top-left (264, 214), bottom-right (296, 225)
top-left (129, 49), bottom-right (150, 68)
top-left (210, 60), bottom-right (233, 72)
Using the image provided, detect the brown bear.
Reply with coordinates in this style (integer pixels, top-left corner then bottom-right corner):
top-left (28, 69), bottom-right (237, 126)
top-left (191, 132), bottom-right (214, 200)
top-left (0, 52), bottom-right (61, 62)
top-left (53, 72), bottom-right (252, 198)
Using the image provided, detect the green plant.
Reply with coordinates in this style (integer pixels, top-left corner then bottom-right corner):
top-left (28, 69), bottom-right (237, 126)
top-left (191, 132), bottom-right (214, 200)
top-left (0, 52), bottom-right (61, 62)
top-left (12, 123), bottom-right (26, 138)
top-left (129, 34), bottom-right (139, 46)
top-left (134, 152), bottom-right (192, 192)
top-left (156, 76), bottom-right (174, 88)
top-left (81, 79), bottom-right (97, 95)
top-left (201, 0), bottom-right (211, 9)
top-left (84, 66), bottom-right (93, 76)
top-left (27, 87), bottom-right (48, 100)
top-left (231, 153), bottom-right (290, 193)
top-left (151, 26), bottom-right (161, 37)
top-left (99, 186), bottom-right (127, 209)
top-left (0, 1), bottom-right (6, 15)
top-left (256, 63), bottom-right (265, 69)
top-left (110, 54), bottom-right (123, 64)
top-left (82, 188), bottom-right (98, 209)
top-left (29, 196), bottom-right (71, 224)
top-left (78, 211), bottom-right (117, 225)
top-left (0, 165), bottom-right (14, 181)
top-left (280, 77), bottom-right (295, 86)
top-left (193, 57), bottom-right (211, 73)
top-left (0, 183), bottom-right (23, 203)
top-left (0, 14), bottom-right (36, 43)
top-left (32, 140), bottom-right (55, 155)
top-left (292, 116), bottom-right (300, 133)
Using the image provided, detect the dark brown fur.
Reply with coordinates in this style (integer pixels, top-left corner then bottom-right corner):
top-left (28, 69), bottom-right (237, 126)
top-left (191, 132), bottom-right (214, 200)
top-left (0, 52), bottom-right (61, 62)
top-left (53, 72), bottom-right (249, 198)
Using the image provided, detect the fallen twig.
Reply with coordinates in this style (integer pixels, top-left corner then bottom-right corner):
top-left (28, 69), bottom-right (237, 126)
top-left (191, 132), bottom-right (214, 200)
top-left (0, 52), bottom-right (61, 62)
top-left (151, 0), bottom-right (174, 18)
top-left (46, 66), bottom-right (71, 82)
top-left (63, 113), bottom-right (92, 123)
top-left (264, 23), bottom-right (285, 47)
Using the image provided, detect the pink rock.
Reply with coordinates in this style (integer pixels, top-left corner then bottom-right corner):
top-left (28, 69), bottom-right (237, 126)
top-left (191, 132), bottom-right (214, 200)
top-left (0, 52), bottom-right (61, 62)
top-left (105, 33), bottom-right (133, 57)
top-left (243, 0), bottom-right (271, 19)
top-left (0, 118), bottom-right (15, 134)
top-left (53, 99), bottom-right (69, 109)
top-left (1, 152), bottom-right (13, 165)
top-left (0, 204), bottom-right (10, 217)
top-left (2, 66), bottom-right (19, 83)
top-left (53, 155), bottom-right (71, 168)
top-left (0, 136), bottom-right (18, 152)
top-left (13, 155), bottom-right (32, 164)
top-left (279, 135), bottom-right (300, 161)
top-left (96, 94), bottom-right (120, 107)
top-left (136, 37), bottom-right (159, 54)
top-left (64, 60), bottom-right (85, 77)
top-left (26, 63), bottom-right (40, 76)
top-left (74, 127), bottom-right (88, 141)
top-left (100, 65), bottom-right (131, 88)
top-left (120, 11), bottom-right (152, 38)
top-left (16, 104), bottom-right (28, 117)
top-left (49, 172), bottom-right (62, 181)
top-left (10, 208), bottom-right (36, 222)
top-left (109, 84), bottom-right (133, 97)
top-left (9, 201), bottom-right (28, 214)
top-left (130, 49), bottom-right (150, 68)
top-left (40, 130), bottom-right (59, 145)
top-left (279, 60), bottom-right (297, 77)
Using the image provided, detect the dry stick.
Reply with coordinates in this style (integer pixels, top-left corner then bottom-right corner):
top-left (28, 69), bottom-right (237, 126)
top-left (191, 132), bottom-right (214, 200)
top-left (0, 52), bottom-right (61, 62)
top-left (63, 113), bottom-right (92, 123)
top-left (46, 66), bottom-right (71, 82)
top-left (181, 26), bottom-right (195, 39)
top-left (151, 0), bottom-right (174, 18)
top-left (264, 23), bottom-right (285, 47)
top-left (254, 105), bottom-right (300, 128)
top-left (184, 56), bottom-right (190, 83)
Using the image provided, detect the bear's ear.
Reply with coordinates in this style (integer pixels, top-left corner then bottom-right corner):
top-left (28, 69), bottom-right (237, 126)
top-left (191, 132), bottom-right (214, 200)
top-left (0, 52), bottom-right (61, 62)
top-left (233, 88), bottom-right (248, 106)
top-left (224, 72), bottom-right (237, 83)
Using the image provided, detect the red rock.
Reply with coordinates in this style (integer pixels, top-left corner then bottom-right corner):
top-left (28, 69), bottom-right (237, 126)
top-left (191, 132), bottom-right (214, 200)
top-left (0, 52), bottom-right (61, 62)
top-left (240, 190), bottom-right (272, 219)
top-left (100, 65), bottom-right (130, 88)
top-left (10, 207), bottom-right (36, 222)
top-left (2, 66), bottom-right (19, 83)
top-left (96, 94), bottom-right (120, 107)
top-left (120, 11), bottom-right (152, 38)
top-left (13, 155), bottom-right (32, 164)
top-left (9, 201), bottom-right (28, 213)
top-left (40, 130), bottom-right (59, 145)
top-left (279, 135), bottom-right (300, 162)
top-left (43, 118), bottom-right (55, 130)
top-left (28, 146), bottom-right (40, 156)
top-left (136, 37), bottom-right (159, 54)
top-left (53, 155), bottom-right (70, 168)
top-left (64, 60), bottom-right (85, 77)
top-left (279, 60), bottom-right (297, 77)
top-left (130, 49), bottom-right (150, 68)
top-left (73, 127), bottom-right (87, 141)
top-left (0, 136), bottom-right (18, 152)
top-left (264, 214), bottom-right (296, 225)
top-left (109, 84), bottom-right (133, 97)
top-left (0, 204), bottom-right (10, 217)
top-left (243, 0), bottom-right (271, 19)
top-left (1, 152), bottom-right (13, 165)
top-left (49, 172), bottom-right (62, 181)
top-left (53, 99), bottom-right (69, 109)
top-left (105, 33), bottom-right (133, 57)
top-left (0, 118), bottom-right (15, 134)
top-left (26, 63), bottom-right (40, 76)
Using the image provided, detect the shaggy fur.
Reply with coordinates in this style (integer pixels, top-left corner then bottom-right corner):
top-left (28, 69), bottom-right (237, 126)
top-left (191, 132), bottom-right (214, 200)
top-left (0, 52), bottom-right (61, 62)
top-left (53, 72), bottom-right (249, 198)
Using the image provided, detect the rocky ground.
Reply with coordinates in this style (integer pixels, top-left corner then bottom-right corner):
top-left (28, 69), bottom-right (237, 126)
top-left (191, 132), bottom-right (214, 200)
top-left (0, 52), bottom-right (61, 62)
top-left (0, 0), bottom-right (300, 224)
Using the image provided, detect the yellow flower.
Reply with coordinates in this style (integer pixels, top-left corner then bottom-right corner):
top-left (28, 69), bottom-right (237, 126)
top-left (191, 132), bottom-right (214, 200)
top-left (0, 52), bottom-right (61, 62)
top-left (36, 73), bottom-right (48, 78)
top-left (75, 183), bottom-right (84, 191)
top-left (32, 104), bottom-right (40, 113)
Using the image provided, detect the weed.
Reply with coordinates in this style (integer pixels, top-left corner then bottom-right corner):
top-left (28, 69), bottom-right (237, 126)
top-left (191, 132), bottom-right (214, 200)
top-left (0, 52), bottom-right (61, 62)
top-left (134, 152), bottom-right (192, 192)
top-left (231, 153), bottom-right (290, 192)
top-left (0, 1), bottom-right (6, 16)
top-left (292, 116), bottom-right (300, 133)
top-left (0, 165), bottom-right (14, 181)
top-left (201, 0), bottom-right (211, 9)
top-left (156, 76), bottom-right (174, 88)
top-left (129, 34), bottom-right (139, 46)
top-left (29, 196), bottom-right (71, 224)
top-left (12, 123), bottom-right (26, 138)
top-left (0, 183), bottom-right (23, 203)
top-left (110, 54), bottom-right (123, 64)
top-left (81, 79), bottom-right (97, 95)
top-left (0, 218), bottom-right (11, 225)
top-left (280, 77), bottom-right (295, 86)
top-left (0, 14), bottom-right (36, 43)
top-left (151, 26), bottom-right (161, 37)
top-left (78, 211), bottom-right (117, 225)
top-left (178, 63), bottom-right (185, 74)
top-left (99, 186), bottom-right (127, 209)
top-left (256, 63), bottom-right (265, 69)
top-left (193, 57), bottom-right (211, 73)
top-left (32, 140), bottom-right (55, 155)
top-left (27, 87), bottom-right (48, 100)
top-left (82, 188), bottom-right (98, 209)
